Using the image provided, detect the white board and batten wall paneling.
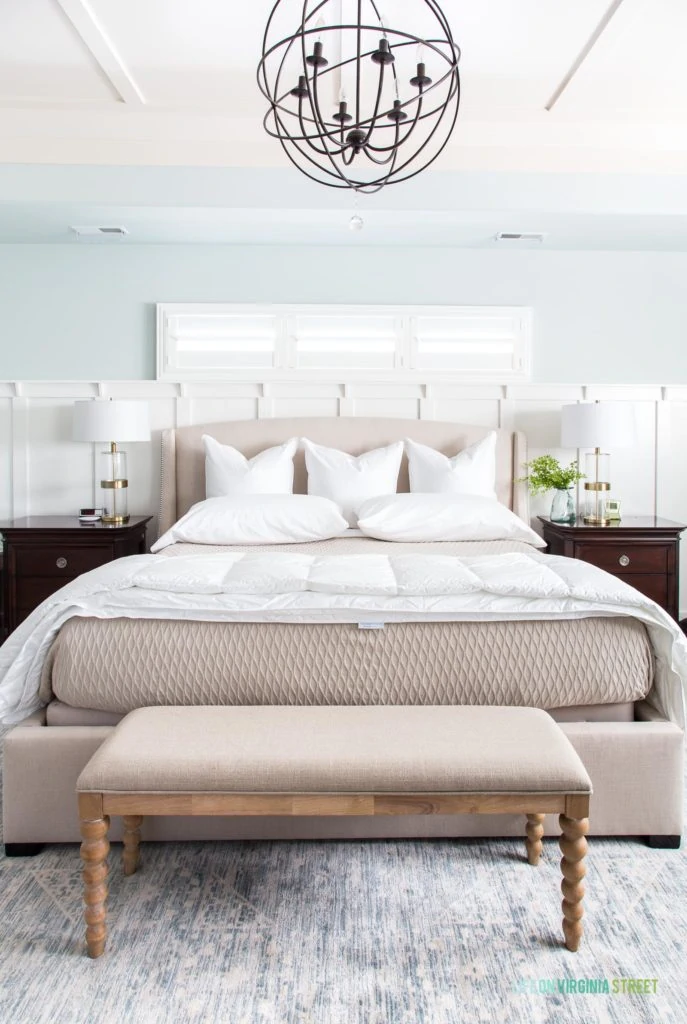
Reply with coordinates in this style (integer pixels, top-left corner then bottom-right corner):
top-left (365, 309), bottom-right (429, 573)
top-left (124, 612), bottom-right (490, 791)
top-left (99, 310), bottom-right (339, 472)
top-left (1, 379), bottom-right (687, 615)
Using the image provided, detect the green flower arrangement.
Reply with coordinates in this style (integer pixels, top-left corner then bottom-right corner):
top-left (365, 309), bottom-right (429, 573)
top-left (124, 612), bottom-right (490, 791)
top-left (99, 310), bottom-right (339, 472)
top-left (520, 455), bottom-right (584, 495)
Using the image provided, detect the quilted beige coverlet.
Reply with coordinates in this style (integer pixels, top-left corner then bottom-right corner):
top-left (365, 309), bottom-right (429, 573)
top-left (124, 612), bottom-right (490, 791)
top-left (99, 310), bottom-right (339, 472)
top-left (38, 538), bottom-right (653, 714)
top-left (41, 615), bottom-right (652, 714)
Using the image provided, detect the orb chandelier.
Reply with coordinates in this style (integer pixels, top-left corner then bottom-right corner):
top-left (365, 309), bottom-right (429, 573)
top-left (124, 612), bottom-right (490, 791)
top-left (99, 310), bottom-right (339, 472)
top-left (257, 0), bottom-right (461, 193)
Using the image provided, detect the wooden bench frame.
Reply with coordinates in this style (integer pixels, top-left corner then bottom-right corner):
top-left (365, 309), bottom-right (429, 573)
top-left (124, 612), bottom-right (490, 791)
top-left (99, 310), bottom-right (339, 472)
top-left (78, 789), bottom-right (590, 959)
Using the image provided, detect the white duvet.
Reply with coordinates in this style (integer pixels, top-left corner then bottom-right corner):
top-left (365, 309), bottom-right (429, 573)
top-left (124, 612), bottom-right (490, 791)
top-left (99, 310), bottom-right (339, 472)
top-left (1, 550), bottom-right (686, 727)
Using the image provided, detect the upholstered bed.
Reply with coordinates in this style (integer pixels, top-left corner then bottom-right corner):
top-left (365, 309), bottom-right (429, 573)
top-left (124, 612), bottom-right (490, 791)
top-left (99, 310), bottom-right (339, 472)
top-left (2, 418), bottom-right (685, 848)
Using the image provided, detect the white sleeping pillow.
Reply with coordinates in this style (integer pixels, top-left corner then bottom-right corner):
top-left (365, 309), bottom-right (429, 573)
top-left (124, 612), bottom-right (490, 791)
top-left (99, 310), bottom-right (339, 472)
top-left (203, 434), bottom-right (298, 498)
top-left (151, 495), bottom-right (348, 551)
top-left (357, 493), bottom-right (546, 546)
top-left (405, 433), bottom-right (497, 498)
top-left (302, 438), bottom-right (404, 527)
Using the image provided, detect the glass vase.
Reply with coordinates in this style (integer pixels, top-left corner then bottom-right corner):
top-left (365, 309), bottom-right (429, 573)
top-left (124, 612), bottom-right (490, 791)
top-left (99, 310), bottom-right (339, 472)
top-left (550, 488), bottom-right (575, 524)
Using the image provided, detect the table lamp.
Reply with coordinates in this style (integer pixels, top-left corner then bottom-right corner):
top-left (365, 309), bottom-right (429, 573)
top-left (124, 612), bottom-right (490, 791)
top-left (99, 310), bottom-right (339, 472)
top-left (73, 400), bottom-right (150, 524)
top-left (560, 402), bottom-right (635, 525)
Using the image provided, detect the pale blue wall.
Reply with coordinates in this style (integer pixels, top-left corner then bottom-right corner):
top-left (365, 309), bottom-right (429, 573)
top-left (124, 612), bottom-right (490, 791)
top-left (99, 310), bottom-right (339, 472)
top-left (1, 244), bottom-right (686, 382)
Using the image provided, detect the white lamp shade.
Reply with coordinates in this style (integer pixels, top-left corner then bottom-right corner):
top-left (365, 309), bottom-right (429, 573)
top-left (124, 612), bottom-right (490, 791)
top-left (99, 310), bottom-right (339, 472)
top-left (73, 400), bottom-right (150, 443)
top-left (560, 402), bottom-right (636, 450)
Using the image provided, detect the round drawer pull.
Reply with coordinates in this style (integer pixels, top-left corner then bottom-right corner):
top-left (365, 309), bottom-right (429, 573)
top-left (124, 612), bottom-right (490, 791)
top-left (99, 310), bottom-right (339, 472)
top-left (618, 554), bottom-right (630, 567)
top-left (56, 556), bottom-right (68, 569)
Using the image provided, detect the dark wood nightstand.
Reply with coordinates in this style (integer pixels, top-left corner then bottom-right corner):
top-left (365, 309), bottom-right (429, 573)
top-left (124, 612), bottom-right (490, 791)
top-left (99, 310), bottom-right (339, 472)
top-left (539, 516), bottom-right (686, 620)
top-left (0, 515), bottom-right (152, 635)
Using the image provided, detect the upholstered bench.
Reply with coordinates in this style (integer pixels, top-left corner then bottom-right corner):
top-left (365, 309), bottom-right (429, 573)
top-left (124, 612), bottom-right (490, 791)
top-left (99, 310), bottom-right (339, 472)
top-left (76, 705), bottom-right (592, 958)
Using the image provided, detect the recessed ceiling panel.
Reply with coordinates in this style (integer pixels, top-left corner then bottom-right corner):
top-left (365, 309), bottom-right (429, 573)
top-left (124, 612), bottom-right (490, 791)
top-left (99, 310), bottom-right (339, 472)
top-left (406, 0), bottom-right (610, 117)
top-left (90, 0), bottom-right (270, 112)
top-left (0, 0), bottom-right (117, 103)
top-left (552, 0), bottom-right (687, 119)
top-left (88, 0), bottom-right (610, 117)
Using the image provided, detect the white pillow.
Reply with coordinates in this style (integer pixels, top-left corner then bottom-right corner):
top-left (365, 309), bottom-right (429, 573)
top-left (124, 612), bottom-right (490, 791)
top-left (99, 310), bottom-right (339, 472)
top-left (357, 494), bottom-right (546, 546)
top-left (203, 435), bottom-right (298, 498)
top-left (151, 495), bottom-right (348, 551)
top-left (405, 433), bottom-right (497, 498)
top-left (302, 438), bottom-right (404, 527)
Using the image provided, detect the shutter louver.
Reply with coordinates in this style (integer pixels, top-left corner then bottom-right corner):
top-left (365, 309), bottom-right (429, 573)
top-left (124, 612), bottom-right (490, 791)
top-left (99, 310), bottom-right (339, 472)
top-left (413, 310), bottom-right (529, 375)
top-left (290, 314), bottom-right (397, 369)
top-left (166, 312), bottom-right (278, 373)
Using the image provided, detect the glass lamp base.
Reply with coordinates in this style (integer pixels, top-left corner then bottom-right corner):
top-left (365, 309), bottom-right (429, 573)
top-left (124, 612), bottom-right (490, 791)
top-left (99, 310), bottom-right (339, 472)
top-left (583, 450), bottom-right (612, 525)
top-left (100, 446), bottom-right (129, 524)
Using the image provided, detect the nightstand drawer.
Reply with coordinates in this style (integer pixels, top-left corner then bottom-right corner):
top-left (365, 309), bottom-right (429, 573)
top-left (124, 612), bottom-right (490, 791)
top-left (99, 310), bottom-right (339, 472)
top-left (619, 573), bottom-right (669, 609)
top-left (575, 543), bottom-right (668, 575)
top-left (16, 576), bottom-right (76, 611)
top-left (14, 545), bottom-right (112, 578)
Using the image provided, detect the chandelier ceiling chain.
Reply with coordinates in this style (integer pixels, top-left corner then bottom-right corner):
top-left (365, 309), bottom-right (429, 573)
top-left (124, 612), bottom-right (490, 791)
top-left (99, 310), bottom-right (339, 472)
top-left (257, 0), bottom-right (461, 193)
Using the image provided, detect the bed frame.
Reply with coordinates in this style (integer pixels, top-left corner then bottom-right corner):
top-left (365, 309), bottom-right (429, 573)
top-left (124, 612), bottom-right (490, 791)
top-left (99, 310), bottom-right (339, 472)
top-left (3, 418), bottom-right (684, 852)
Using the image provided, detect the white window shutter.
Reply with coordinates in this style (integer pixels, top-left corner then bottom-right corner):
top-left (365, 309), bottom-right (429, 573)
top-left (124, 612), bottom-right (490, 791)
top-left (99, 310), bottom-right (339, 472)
top-left (159, 307), bottom-right (279, 376)
top-left (291, 313), bottom-right (397, 369)
top-left (411, 308), bottom-right (531, 376)
top-left (157, 304), bottom-right (532, 382)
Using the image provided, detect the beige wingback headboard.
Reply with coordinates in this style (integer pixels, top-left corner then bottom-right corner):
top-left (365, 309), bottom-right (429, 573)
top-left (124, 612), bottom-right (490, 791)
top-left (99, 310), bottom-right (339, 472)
top-left (159, 418), bottom-right (528, 535)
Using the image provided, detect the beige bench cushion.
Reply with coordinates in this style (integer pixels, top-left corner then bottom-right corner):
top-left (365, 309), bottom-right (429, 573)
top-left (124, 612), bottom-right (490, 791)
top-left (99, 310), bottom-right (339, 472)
top-left (77, 706), bottom-right (592, 796)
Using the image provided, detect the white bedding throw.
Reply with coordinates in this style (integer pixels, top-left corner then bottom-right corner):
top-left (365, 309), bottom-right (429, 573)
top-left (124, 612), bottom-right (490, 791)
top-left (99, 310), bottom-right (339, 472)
top-left (1, 551), bottom-right (686, 726)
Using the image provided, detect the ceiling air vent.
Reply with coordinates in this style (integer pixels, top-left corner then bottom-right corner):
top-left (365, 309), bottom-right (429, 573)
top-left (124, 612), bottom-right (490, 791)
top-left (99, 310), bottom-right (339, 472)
top-left (70, 225), bottom-right (129, 237)
top-left (495, 231), bottom-right (546, 243)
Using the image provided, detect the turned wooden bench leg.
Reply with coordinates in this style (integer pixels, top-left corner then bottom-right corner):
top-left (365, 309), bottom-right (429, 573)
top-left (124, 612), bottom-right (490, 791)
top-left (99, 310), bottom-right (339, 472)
top-left (559, 814), bottom-right (589, 952)
top-left (80, 815), bottom-right (110, 959)
top-left (525, 813), bottom-right (545, 865)
top-left (122, 815), bottom-right (143, 876)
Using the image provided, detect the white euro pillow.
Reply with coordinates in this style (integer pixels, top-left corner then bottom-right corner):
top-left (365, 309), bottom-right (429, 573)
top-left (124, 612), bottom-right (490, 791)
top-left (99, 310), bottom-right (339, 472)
top-left (405, 433), bottom-right (497, 498)
top-left (302, 438), bottom-right (404, 527)
top-left (203, 435), bottom-right (298, 498)
top-left (151, 495), bottom-right (348, 551)
top-left (357, 493), bottom-right (546, 546)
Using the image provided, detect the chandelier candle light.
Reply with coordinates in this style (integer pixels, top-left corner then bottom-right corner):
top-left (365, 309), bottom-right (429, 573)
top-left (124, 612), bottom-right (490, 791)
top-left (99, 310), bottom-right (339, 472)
top-left (258, 0), bottom-right (461, 192)
top-left (73, 400), bottom-right (150, 524)
top-left (560, 402), bottom-right (636, 526)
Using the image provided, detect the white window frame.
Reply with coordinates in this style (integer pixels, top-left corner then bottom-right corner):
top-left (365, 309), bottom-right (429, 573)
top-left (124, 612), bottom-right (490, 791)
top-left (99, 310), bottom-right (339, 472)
top-left (156, 303), bottom-right (532, 382)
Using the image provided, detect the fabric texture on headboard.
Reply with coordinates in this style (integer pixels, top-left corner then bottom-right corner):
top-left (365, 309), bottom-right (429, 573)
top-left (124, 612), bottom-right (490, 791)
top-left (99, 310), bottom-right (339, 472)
top-left (159, 418), bottom-right (528, 535)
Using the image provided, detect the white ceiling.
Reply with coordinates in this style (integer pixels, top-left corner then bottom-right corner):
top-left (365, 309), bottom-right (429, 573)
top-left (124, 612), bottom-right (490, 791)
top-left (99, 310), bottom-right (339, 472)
top-left (1, 0), bottom-right (686, 170)
top-left (1, 1), bottom-right (686, 247)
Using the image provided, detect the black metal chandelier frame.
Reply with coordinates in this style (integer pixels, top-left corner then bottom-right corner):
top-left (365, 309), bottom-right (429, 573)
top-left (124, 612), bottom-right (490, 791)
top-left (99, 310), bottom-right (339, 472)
top-left (257, 0), bottom-right (461, 192)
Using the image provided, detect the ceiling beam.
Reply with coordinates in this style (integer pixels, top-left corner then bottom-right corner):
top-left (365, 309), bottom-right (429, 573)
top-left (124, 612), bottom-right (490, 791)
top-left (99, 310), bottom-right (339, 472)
top-left (545, 0), bottom-right (625, 112)
top-left (55, 0), bottom-right (146, 106)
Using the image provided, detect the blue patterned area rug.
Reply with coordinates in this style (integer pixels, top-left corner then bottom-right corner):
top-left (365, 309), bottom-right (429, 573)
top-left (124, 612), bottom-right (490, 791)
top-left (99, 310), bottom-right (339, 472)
top-left (1, 725), bottom-right (685, 1024)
